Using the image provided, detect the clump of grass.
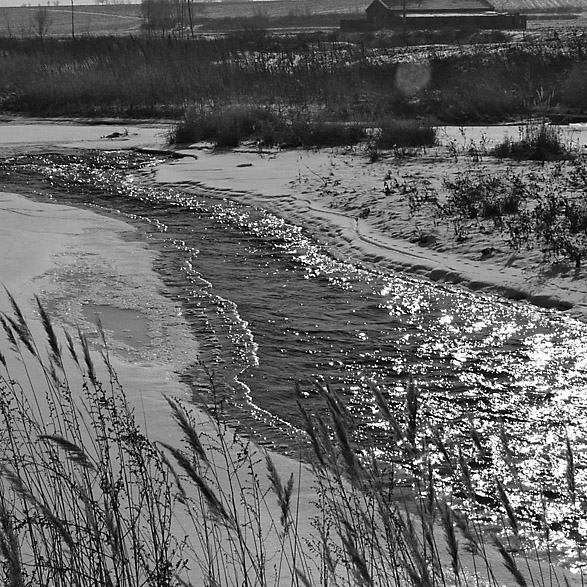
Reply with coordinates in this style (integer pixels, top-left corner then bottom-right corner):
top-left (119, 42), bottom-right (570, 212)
top-left (375, 118), bottom-right (437, 149)
top-left (490, 121), bottom-right (573, 161)
top-left (170, 104), bottom-right (284, 148)
top-left (283, 118), bottom-right (366, 148)
top-left (170, 105), bottom-right (366, 149)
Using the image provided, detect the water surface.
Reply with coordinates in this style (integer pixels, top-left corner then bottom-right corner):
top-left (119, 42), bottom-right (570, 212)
top-left (2, 149), bottom-right (586, 564)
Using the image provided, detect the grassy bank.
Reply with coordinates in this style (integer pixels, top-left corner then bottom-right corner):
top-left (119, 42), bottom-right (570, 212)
top-left (1, 32), bottom-right (587, 124)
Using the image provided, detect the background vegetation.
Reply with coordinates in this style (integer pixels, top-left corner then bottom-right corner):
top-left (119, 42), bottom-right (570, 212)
top-left (1, 31), bottom-right (587, 125)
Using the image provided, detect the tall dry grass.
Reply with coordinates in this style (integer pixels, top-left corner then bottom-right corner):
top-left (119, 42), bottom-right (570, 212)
top-left (0, 34), bottom-right (586, 122)
top-left (169, 104), bottom-right (366, 148)
top-left (0, 292), bottom-right (584, 587)
top-left (0, 291), bottom-right (177, 587)
top-left (0, 292), bottom-right (315, 587)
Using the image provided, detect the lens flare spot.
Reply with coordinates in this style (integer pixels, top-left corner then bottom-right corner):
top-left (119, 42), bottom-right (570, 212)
top-left (395, 62), bottom-right (432, 97)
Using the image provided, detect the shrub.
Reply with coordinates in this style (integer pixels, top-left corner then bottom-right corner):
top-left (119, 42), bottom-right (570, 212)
top-left (444, 172), bottom-right (528, 220)
top-left (170, 105), bottom-right (366, 148)
top-left (375, 118), bottom-right (436, 149)
top-left (490, 121), bottom-right (573, 161)
top-left (442, 170), bottom-right (530, 241)
top-left (170, 105), bottom-right (284, 147)
top-left (533, 190), bottom-right (587, 269)
top-left (560, 61), bottom-right (587, 110)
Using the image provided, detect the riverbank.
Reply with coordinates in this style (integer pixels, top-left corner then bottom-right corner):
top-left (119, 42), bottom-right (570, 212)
top-left (1, 120), bottom-right (587, 585)
top-left (155, 121), bottom-right (587, 320)
top-left (0, 120), bottom-right (329, 587)
top-left (6, 118), bottom-right (587, 323)
top-left (0, 186), bottom-right (197, 425)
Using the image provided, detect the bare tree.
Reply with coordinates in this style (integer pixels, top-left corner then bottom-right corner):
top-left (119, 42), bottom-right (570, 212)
top-left (30, 4), bottom-right (52, 39)
top-left (185, 0), bottom-right (203, 37)
top-left (141, 0), bottom-right (177, 36)
top-left (3, 12), bottom-right (14, 37)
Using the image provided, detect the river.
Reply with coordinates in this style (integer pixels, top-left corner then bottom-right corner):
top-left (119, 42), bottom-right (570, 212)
top-left (1, 148), bottom-right (586, 565)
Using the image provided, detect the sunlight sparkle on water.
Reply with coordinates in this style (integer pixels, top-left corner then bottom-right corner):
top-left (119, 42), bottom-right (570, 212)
top-left (6, 151), bottom-right (587, 571)
top-left (526, 334), bottom-right (556, 368)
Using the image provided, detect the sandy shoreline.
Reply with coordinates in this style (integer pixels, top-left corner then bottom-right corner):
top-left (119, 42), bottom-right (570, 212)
top-left (5, 118), bottom-right (587, 321)
top-left (1, 120), bottom-right (587, 585)
top-left (0, 192), bottom-right (320, 587)
top-left (153, 126), bottom-right (587, 321)
top-left (0, 188), bottom-right (199, 431)
top-left (0, 120), bottom-right (326, 586)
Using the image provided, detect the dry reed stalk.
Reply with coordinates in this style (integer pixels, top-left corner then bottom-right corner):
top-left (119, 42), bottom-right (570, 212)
top-left (565, 435), bottom-right (576, 504)
top-left (160, 442), bottom-right (235, 529)
top-left (38, 434), bottom-right (95, 471)
top-left (0, 495), bottom-right (24, 587)
top-left (35, 296), bottom-right (62, 371)
top-left (0, 465), bottom-right (76, 551)
top-left (493, 535), bottom-right (528, 587)
top-left (265, 453), bottom-right (295, 531)
top-left (166, 396), bottom-right (209, 464)
top-left (439, 501), bottom-right (461, 578)
top-left (371, 383), bottom-right (404, 442)
top-left (3, 290), bottom-right (36, 359)
top-left (495, 479), bottom-right (519, 536)
top-left (341, 521), bottom-right (373, 587)
top-left (405, 377), bottom-right (419, 450)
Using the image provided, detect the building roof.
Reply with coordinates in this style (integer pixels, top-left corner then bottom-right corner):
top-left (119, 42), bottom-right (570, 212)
top-left (368, 0), bottom-right (495, 13)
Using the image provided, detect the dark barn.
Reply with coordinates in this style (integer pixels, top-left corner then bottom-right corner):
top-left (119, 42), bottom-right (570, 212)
top-left (342, 0), bottom-right (526, 32)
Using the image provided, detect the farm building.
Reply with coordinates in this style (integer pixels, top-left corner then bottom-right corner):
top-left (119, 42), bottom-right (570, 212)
top-left (341, 0), bottom-right (526, 31)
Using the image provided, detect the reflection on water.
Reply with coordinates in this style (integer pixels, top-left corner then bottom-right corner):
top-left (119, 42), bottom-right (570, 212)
top-left (1, 150), bottom-right (587, 568)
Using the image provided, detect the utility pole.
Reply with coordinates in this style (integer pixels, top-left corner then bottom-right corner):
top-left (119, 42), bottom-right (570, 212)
top-left (70, 0), bottom-right (75, 38)
top-left (186, 0), bottom-right (193, 37)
